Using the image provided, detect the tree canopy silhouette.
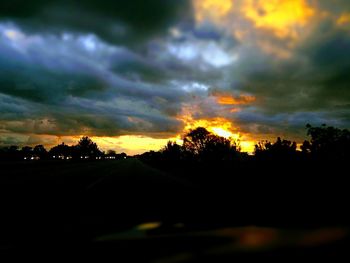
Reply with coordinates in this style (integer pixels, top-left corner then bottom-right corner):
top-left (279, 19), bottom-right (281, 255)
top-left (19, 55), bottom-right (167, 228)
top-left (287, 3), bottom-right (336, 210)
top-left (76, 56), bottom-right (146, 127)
top-left (255, 137), bottom-right (297, 160)
top-left (301, 124), bottom-right (350, 160)
top-left (33, 145), bottom-right (48, 159)
top-left (161, 141), bottom-right (183, 161)
top-left (49, 143), bottom-right (73, 158)
top-left (181, 127), bottom-right (239, 161)
top-left (76, 136), bottom-right (102, 157)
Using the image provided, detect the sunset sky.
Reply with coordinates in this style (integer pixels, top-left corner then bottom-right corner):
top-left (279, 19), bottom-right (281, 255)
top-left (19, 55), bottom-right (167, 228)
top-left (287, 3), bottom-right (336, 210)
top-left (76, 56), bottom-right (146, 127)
top-left (1, 0), bottom-right (350, 154)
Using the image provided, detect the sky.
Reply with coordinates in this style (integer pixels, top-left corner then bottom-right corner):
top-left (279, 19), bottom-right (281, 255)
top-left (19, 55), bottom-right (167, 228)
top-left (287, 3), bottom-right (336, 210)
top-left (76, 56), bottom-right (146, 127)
top-left (1, 0), bottom-right (350, 154)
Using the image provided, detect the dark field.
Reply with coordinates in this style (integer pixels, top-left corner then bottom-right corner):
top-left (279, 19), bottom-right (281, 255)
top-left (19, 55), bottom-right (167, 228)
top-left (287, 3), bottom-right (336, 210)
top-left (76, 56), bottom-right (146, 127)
top-left (1, 159), bottom-right (349, 261)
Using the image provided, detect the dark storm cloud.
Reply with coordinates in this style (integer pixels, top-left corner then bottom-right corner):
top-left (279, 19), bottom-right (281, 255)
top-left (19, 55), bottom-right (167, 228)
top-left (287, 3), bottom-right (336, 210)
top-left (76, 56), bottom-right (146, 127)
top-left (0, 0), bottom-right (193, 44)
top-left (222, 17), bottom-right (350, 137)
top-left (0, 21), bottom-right (192, 138)
top-left (1, 0), bottom-right (350, 149)
top-left (0, 0), bottom-right (229, 144)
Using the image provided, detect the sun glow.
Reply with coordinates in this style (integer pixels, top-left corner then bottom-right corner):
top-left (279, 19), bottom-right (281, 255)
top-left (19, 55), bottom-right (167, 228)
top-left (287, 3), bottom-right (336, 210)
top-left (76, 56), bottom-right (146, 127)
top-left (243, 0), bottom-right (314, 38)
top-left (211, 127), bottom-right (235, 139)
top-left (337, 13), bottom-right (350, 26)
top-left (179, 115), bottom-right (255, 152)
top-left (193, 0), bottom-right (314, 39)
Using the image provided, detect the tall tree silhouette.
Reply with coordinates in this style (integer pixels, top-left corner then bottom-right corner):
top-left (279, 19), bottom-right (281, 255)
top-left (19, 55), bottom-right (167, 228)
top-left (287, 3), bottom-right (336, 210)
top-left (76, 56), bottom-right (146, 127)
top-left (183, 127), bottom-right (211, 155)
top-left (33, 145), bottom-right (48, 159)
top-left (75, 136), bottom-right (102, 158)
top-left (182, 127), bottom-right (239, 161)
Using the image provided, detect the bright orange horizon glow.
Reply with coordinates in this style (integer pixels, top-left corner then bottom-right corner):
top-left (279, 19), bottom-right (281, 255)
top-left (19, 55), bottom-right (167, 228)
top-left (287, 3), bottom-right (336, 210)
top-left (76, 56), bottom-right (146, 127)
top-left (18, 121), bottom-right (257, 156)
top-left (179, 115), bottom-right (256, 153)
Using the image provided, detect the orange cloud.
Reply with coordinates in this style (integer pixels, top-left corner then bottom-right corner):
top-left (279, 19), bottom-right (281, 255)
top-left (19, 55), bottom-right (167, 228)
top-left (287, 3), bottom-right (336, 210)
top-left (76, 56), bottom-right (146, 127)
top-left (243, 0), bottom-right (315, 39)
top-left (211, 91), bottom-right (256, 105)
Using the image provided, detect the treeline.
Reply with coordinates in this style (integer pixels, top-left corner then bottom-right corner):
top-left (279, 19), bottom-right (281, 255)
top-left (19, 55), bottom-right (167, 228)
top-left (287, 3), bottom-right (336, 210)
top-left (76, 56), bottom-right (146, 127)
top-left (2, 124), bottom-right (349, 163)
top-left (0, 136), bottom-right (127, 161)
top-left (138, 124), bottom-right (350, 168)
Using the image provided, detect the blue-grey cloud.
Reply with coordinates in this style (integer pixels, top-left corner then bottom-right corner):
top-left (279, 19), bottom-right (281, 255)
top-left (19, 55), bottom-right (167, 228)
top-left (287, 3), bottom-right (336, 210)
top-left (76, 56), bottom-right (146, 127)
top-left (1, 0), bottom-right (350, 148)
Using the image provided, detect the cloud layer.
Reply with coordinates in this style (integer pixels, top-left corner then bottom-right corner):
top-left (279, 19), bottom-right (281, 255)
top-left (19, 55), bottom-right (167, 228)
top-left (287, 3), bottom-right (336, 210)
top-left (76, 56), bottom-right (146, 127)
top-left (1, 0), bottom-right (350, 152)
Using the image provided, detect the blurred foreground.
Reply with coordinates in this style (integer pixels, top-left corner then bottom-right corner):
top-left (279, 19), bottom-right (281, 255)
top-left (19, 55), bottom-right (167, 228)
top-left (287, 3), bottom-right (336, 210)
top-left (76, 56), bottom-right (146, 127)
top-left (0, 159), bottom-right (349, 261)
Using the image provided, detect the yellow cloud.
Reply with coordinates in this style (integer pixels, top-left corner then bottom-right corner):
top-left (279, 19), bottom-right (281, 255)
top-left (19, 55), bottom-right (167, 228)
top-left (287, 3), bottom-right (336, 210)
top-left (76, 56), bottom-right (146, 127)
top-left (194, 0), bottom-right (233, 23)
top-left (243, 0), bottom-right (314, 38)
top-left (337, 13), bottom-right (350, 26)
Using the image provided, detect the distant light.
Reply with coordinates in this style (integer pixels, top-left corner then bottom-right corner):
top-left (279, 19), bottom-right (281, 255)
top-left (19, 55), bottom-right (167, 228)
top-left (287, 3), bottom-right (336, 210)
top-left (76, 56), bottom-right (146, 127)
top-left (24, 157), bottom-right (27, 160)
top-left (136, 222), bottom-right (161, 231)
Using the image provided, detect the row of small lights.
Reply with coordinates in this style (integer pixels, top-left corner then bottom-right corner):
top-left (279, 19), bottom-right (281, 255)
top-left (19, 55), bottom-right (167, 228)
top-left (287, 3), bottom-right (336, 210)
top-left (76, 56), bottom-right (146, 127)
top-left (23, 156), bottom-right (40, 160)
top-left (24, 155), bottom-right (121, 160)
top-left (53, 155), bottom-right (73, 160)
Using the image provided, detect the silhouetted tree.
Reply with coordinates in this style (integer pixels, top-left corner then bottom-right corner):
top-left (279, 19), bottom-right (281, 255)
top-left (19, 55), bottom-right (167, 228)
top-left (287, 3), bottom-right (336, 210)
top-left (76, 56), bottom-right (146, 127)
top-left (0, 145), bottom-right (21, 160)
top-left (8, 145), bottom-right (19, 153)
top-left (255, 137), bottom-right (297, 160)
top-left (117, 152), bottom-right (127, 160)
top-left (107, 150), bottom-right (116, 156)
top-left (21, 146), bottom-right (33, 155)
top-left (33, 145), bottom-right (48, 159)
top-left (139, 150), bottom-right (162, 163)
top-left (303, 124), bottom-right (350, 160)
top-left (182, 127), bottom-right (239, 161)
top-left (183, 127), bottom-right (211, 155)
top-left (161, 141), bottom-right (183, 161)
top-left (49, 143), bottom-right (72, 159)
top-left (75, 136), bottom-right (102, 158)
top-left (300, 140), bottom-right (311, 155)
